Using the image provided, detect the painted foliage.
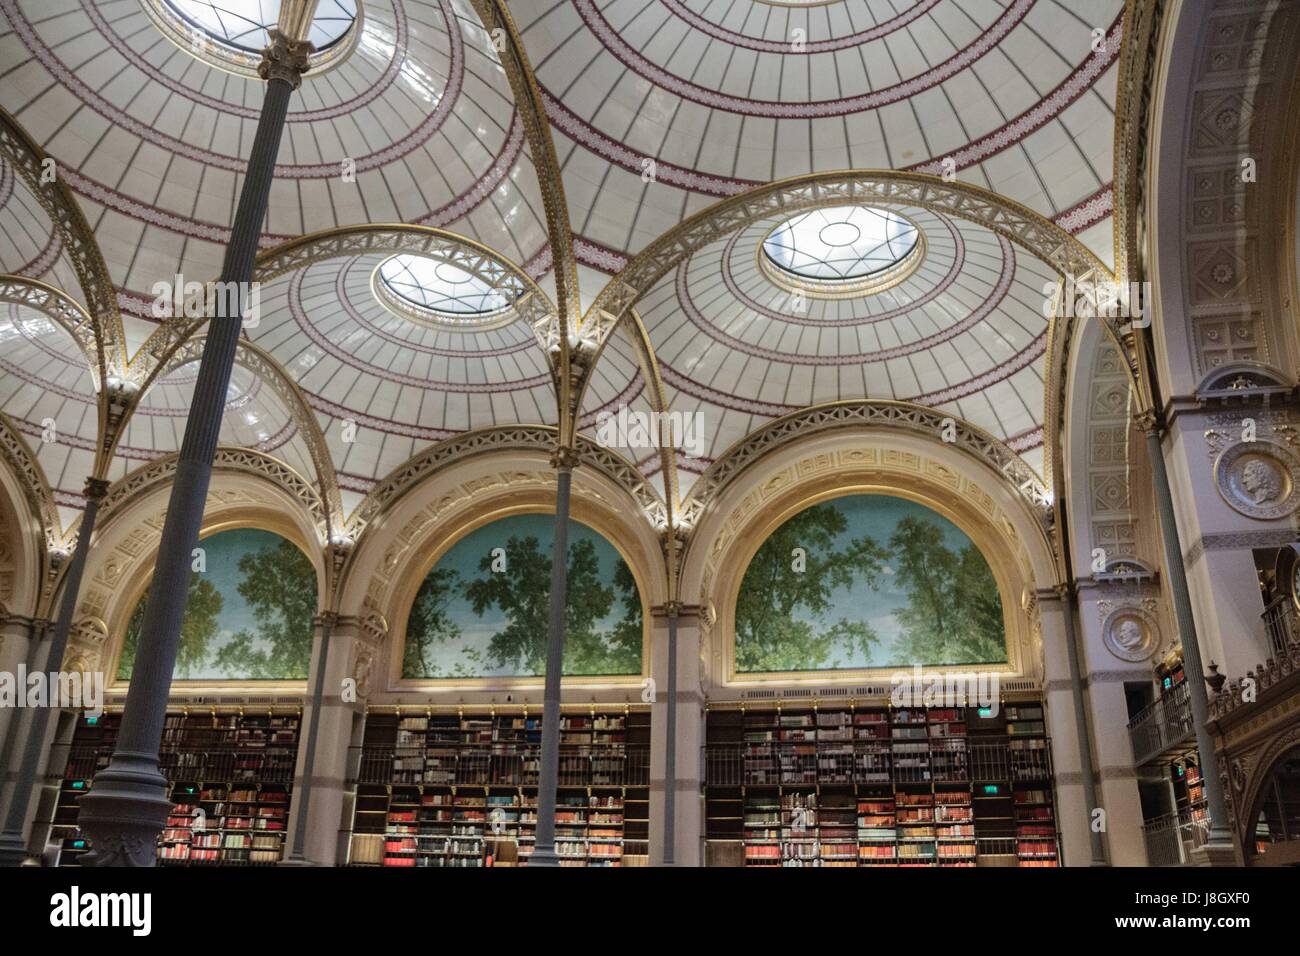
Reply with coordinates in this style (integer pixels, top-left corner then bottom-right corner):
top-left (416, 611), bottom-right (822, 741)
top-left (118, 528), bottom-right (318, 681)
top-left (735, 494), bottom-right (1006, 672)
top-left (402, 514), bottom-right (644, 678)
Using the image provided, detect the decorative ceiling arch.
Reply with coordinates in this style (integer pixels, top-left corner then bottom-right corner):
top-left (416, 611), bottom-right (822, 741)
top-left (677, 398), bottom-right (1051, 538)
top-left (0, 274), bottom-right (101, 381)
top-left (468, 0), bottom-right (580, 446)
top-left (345, 422), bottom-right (666, 540)
top-left (0, 408), bottom-right (59, 551)
top-left (114, 335), bottom-right (344, 534)
top-left (0, 109), bottom-right (127, 384)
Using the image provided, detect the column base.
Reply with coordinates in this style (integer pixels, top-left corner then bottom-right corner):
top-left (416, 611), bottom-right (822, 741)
top-left (278, 855), bottom-right (319, 867)
top-left (75, 751), bottom-right (172, 867)
top-left (1188, 835), bottom-right (1240, 867)
top-left (528, 845), bottom-right (560, 867)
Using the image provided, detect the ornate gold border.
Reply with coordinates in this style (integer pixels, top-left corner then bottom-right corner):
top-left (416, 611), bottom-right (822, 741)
top-left (385, 495), bottom-right (651, 691)
top-left (716, 483), bottom-right (1028, 685)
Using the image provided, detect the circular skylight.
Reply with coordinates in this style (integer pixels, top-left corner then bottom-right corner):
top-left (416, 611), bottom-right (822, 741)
top-left (377, 254), bottom-right (515, 322)
top-left (763, 206), bottom-right (920, 285)
top-left (163, 0), bottom-right (358, 55)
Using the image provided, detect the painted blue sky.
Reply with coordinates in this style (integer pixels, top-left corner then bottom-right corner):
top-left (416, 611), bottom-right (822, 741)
top-left (412, 514), bottom-right (638, 677)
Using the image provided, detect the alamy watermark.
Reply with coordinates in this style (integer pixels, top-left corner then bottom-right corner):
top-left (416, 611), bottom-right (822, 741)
top-left (890, 665), bottom-right (1000, 712)
top-left (0, 666), bottom-right (104, 717)
top-left (150, 274), bottom-right (261, 327)
top-left (594, 405), bottom-right (707, 459)
top-left (1042, 275), bottom-right (1151, 326)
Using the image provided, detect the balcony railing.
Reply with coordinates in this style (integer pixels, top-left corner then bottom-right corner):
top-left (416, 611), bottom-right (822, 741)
top-left (1126, 680), bottom-right (1193, 767)
top-left (348, 744), bottom-right (650, 789)
top-left (1141, 809), bottom-right (1210, 866)
top-left (703, 736), bottom-right (1051, 788)
top-left (1260, 596), bottom-right (1300, 658)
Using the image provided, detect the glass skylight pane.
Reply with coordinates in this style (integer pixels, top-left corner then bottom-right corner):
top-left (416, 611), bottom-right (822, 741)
top-left (165, 0), bottom-right (357, 54)
top-left (763, 206), bottom-right (919, 283)
top-left (379, 254), bottom-right (512, 317)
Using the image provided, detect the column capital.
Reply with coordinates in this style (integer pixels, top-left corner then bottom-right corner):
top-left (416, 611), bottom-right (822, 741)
top-left (258, 30), bottom-right (314, 89)
top-left (83, 476), bottom-right (111, 502)
top-left (550, 445), bottom-right (580, 470)
top-left (1133, 407), bottom-right (1162, 437)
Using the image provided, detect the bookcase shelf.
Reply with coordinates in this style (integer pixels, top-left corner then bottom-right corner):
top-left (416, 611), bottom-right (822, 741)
top-left (705, 700), bottom-right (1059, 868)
top-left (53, 710), bottom-right (301, 866)
top-left (347, 708), bottom-right (650, 867)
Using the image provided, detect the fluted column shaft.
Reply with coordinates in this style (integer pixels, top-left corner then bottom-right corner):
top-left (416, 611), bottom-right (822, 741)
top-left (530, 459), bottom-right (573, 867)
top-left (0, 478), bottom-right (108, 865)
top-left (1143, 427), bottom-right (1233, 847)
top-left (77, 33), bottom-right (311, 866)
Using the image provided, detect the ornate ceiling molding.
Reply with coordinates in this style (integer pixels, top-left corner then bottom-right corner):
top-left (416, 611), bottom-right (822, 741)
top-left (97, 445), bottom-right (328, 539)
top-left (0, 409), bottom-right (59, 551)
top-left (677, 399), bottom-right (1051, 539)
top-left (575, 172), bottom-right (1132, 448)
top-left (344, 424), bottom-right (666, 540)
top-left (0, 273), bottom-right (101, 378)
top-left (0, 108), bottom-right (127, 387)
top-left (129, 336), bottom-right (344, 536)
top-left (468, 0), bottom-right (578, 446)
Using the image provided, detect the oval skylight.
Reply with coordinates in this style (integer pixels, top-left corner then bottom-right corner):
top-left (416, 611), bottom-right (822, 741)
top-left (163, 0), bottom-right (358, 54)
top-left (763, 206), bottom-right (920, 285)
top-left (377, 254), bottom-right (514, 320)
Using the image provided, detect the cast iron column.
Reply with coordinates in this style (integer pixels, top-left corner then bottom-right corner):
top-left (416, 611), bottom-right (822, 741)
top-left (530, 452), bottom-right (575, 867)
top-left (0, 477), bottom-right (109, 865)
top-left (662, 604), bottom-right (677, 865)
top-left (76, 14), bottom-right (316, 866)
top-left (285, 611), bottom-right (335, 863)
top-left (1057, 584), bottom-right (1108, 866)
top-left (1141, 420), bottom-right (1234, 849)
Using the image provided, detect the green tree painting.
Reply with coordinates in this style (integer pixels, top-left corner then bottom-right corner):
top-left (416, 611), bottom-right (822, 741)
top-left (735, 495), bottom-right (1006, 672)
top-left (402, 515), bottom-right (644, 678)
top-left (116, 529), bottom-right (318, 681)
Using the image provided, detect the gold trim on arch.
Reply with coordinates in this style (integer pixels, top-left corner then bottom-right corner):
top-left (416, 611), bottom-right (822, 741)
top-left (386, 495), bottom-right (651, 692)
top-left (468, 0), bottom-right (579, 447)
top-left (709, 480), bottom-right (1032, 687)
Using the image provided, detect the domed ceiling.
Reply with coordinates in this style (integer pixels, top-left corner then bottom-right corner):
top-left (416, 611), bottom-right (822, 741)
top-left (0, 0), bottom-right (1127, 532)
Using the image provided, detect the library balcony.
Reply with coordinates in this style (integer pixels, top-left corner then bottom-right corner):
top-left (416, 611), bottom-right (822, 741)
top-left (1139, 809), bottom-right (1209, 866)
top-left (1260, 596), bottom-right (1300, 658)
top-left (1126, 681), bottom-right (1194, 767)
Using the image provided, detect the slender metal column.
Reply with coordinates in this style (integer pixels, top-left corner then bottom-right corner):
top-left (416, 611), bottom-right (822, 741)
top-left (1141, 424), bottom-right (1234, 848)
top-left (1057, 584), bottom-right (1108, 866)
top-left (285, 612), bottom-right (334, 864)
top-left (76, 15), bottom-right (316, 867)
top-left (530, 455), bottom-right (574, 867)
top-left (661, 604), bottom-right (678, 866)
top-left (0, 478), bottom-right (109, 865)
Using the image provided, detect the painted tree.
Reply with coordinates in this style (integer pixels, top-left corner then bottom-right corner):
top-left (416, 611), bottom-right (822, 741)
top-left (888, 518), bottom-right (1005, 664)
top-left (118, 575), bottom-right (223, 680)
top-left (734, 503), bottom-right (887, 671)
top-left (461, 531), bottom-right (638, 676)
top-left (402, 566), bottom-right (462, 677)
top-left (213, 538), bottom-right (317, 679)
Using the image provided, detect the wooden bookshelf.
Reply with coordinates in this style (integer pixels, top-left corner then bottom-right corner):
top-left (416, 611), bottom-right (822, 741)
top-left (347, 708), bottom-right (649, 867)
top-left (704, 701), bottom-right (1059, 867)
top-left (53, 710), bottom-right (301, 866)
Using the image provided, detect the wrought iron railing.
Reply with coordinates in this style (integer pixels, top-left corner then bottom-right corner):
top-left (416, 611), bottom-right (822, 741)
top-left (1141, 809), bottom-right (1210, 866)
top-left (1126, 680), bottom-right (1193, 766)
top-left (703, 736), bottom-right (1051, 788)
top-left (1260, 596), bottom-right (1300, 658)
top-left (349, 744), bottom-right (650, 789)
